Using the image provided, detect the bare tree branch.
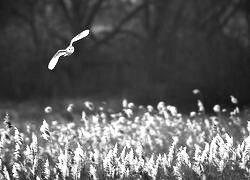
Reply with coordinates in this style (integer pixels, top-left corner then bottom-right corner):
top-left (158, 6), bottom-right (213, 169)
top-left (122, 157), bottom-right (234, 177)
top-left (12, 10), bottom-right (32, 24)
top-left (79, 0), bottom-right (91, 19)
top-left (151, 1), bottom-right (170, 38)
top-left (11, 1), bottom-right (42, 50)
top-left (90, 2), bottom-right (148, 50)
top-left (46, 26), bottom-right (69, 45)
top-left (199, 0), bottom-right (233, 27)
top-left (71, 0), bottom-right (83, 21)
top-left (57, 0), bottom-right (71, 21)
top-left (118, 29), bottom-right (146, 41)
top-left (143, 0), bottom-right (151, 33)
top-left (206, 6), bottom-right (238, 37)
top-left (170, 0), bottom-right (187, 34)
top-left (85, 0), bottom-right (105, 27)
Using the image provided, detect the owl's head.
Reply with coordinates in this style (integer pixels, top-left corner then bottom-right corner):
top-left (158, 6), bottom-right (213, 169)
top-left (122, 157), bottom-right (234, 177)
top-left (66, 46), bottom-right (74, 54)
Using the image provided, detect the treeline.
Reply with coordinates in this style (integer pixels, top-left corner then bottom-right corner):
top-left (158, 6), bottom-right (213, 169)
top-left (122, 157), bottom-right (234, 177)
top-left (0, 0), bottom-right (250, 108)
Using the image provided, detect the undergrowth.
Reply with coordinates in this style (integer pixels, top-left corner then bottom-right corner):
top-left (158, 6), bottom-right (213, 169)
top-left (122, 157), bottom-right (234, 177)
top-left (0, 97), bottom-right (250, 179)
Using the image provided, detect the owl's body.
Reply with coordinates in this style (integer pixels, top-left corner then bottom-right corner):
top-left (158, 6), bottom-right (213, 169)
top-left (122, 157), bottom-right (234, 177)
top-left (65, 46), bottom-right (75, 55)
top-left (48, 29), bottom-right (89, 70)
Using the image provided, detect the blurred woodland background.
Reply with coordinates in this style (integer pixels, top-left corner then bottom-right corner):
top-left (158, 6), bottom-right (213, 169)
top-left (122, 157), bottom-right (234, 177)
top-left (0, 0), bottom-right (250, 110)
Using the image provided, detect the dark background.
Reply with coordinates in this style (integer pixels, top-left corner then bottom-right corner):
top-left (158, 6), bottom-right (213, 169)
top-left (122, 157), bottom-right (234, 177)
top-left (0, 0), bottom-right (250, 111)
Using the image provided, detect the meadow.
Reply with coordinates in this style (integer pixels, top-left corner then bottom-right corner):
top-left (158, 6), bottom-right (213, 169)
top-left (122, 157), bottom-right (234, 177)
top-left (0, 96), bottom-right (250, 180)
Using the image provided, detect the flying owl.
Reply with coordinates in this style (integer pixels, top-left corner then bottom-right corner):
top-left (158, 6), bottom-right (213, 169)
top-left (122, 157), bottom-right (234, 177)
top-left (48, 29), bottom-right (90, 70)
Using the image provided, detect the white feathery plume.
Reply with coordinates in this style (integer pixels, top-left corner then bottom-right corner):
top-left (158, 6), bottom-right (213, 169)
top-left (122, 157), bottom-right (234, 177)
top-left (167, 137), bottom-right (178, 167)
top-left (0, 136), bottom-right (4, 156)
top-left (12, 162), bottom-right (21, 179)
top-left (135, 142), bottom-right (144, 159)
top-left (14, 127), bottom-right (23, 145)
top-left (120, 146), bottom-right (126, 162)
top-left (74, 143), bottom-right (84, 163)
top-left (3, 112), bottom-right (12, 129)
top-left (3, 165), bottom-right (11, 180)
top-left (40, 120), bottom-right (50, 141)
top-left (122, 99), bottom-right (128, 109)
top-left (179, 147), bottom-right (191, 168)
top-left (89, 164), bottom-right (98, 180)
top-left (247, 121), bottom-right (250, 135)
top-left (57, 150), bottom-right (68, 179)
top-left (194, 144), bottom-right (201, 162)
top-left (197, 100), bottom-right (205, 113)
top-left (0, 158), bottom-right (2, 170)
top-left (32, 156), bottom-right (38, 176)
top-left (103, 149), bottom-right (114, 177)
top-left (24, 145), bottom-right (32, 163)
top-left (30, 133), bottom-right (38, 157)
top-left (125, 148), bottom-right (134, 165)
top-left (200, 142), bottom-right (209, 163)
top-left (72, 143), bottom-right (84, 179)
top-left (14, 143), bottom-right (21, 161)
top-left (113, 143), bottom-right (118, 158)
top-left (44, 159), bottom-right (50, 180)
top-left (145, 154), bottom-right (158, 180)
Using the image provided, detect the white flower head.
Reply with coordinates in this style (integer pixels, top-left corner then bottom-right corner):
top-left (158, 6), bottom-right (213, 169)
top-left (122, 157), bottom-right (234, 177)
top-left (192, 89), bottom-right (200, 94)
top-left (213, 104), bottom-right (221, 113)
top-left (230, 95), bottom-right (238, 104)
top-left (67, 104), bottom-right (74, 112)
top-left (44, 106), bottom-right (52, 113)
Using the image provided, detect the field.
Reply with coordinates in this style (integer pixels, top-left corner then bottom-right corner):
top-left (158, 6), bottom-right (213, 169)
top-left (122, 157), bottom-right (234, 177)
top-left (1, 97), bottom-right (250, 180)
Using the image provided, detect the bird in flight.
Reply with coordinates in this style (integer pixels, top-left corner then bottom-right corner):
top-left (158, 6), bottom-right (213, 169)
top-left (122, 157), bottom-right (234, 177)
top-left (48, 29), bottom-right (90, 70)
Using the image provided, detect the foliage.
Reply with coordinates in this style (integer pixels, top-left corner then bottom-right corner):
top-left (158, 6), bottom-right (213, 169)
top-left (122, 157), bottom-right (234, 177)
top-left (1, 97), bottom-right (250, 179)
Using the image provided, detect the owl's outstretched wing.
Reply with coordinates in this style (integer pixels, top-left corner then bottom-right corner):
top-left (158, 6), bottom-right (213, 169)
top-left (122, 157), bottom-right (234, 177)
top-left (48, 50), bottom-right (67, 70)
top-left (70, 29), bottom-right (89, 46)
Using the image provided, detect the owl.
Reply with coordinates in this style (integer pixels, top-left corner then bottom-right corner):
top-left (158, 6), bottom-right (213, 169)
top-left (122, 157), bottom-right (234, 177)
top-left (48, 29), bottom-right (89, 70)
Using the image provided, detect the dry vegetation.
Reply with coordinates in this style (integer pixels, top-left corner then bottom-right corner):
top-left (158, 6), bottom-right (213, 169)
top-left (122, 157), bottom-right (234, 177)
top-left (0, 97), bottom-right (250, 180)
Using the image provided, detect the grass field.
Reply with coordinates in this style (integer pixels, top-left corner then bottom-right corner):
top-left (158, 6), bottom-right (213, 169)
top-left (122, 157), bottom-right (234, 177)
top-left (0, 97), bottom-right (250, 180)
